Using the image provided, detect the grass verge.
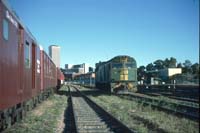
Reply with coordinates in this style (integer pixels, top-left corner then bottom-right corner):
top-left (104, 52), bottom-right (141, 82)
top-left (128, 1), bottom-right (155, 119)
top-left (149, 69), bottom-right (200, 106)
top-left (3, 94), bottom-right (68, 133)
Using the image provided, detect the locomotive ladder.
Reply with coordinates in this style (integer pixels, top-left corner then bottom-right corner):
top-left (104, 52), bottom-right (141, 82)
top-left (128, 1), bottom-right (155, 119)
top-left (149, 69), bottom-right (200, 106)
top-left (69, 86), bottom-right (135, 133)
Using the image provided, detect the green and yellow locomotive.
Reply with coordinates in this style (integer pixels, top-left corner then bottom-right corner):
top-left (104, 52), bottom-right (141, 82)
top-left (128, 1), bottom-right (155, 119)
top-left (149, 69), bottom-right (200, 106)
top-left (95, 55), bottom-right (137, 93)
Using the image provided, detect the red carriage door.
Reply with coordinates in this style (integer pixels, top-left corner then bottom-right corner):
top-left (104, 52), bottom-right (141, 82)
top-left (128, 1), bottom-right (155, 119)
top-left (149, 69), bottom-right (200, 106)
top-left (32, 43), bottom-right (36, 89)
top-left (18, 25), bottom-right (24, 100)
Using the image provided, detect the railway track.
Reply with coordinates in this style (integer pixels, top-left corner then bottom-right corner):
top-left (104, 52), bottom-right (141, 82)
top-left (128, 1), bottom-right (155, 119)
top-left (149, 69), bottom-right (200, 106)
top-left (76, 85), bottom-right (199, 121)
top-left (79, 84), bottom-right (199, 103)
top-left (138, 85), bottom-right (199, 103)
top-left (69, 85), bottom-right (135, 133)
top-left (141, 92), bottom-right (199, 103)
top-left (139, 92), bottom-right (199, 103)
top-left (117, 92), bottom-right (199, 121)
top-left (167, 96), bottom-right (199, 103)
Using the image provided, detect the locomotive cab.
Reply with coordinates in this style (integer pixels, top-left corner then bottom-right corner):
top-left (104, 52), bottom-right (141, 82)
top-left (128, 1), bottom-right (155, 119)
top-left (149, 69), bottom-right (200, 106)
top-left (95, 55), bottom-right (137, 93)
top-left (111, 61), bottom-right (137, 93)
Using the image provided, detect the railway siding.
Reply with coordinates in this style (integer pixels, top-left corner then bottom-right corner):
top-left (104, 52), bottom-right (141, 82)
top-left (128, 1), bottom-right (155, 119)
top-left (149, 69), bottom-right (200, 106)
top-left (135, 92), bottom-right (199, 107)
top-left (70, 86), bottom-right (135, 133)
top-left (77, 86), bottom-right (199, 133)
top-left (118, 92), bottom-right (199, 120)
top-left (77, 84), bottom-right (199, 120)
top-left (143, 92), bottom-right (199, 103)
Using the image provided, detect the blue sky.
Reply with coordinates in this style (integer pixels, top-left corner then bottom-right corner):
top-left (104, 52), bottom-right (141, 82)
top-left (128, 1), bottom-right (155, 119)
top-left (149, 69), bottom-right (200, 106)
top-left (8, 0), bottom-right (199, 68)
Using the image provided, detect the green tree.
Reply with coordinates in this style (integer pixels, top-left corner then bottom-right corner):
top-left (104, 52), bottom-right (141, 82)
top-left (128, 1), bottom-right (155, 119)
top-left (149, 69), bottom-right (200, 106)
top-left (137, 66), bottom-right (146, 80)
top-left (153, 59), bottom-right (164, 70)
top-left (169, 57), bottom-right (177, 68)
top-left (177, 63), bottom-right (182, 68)
top-left (164, 58), bottom-right (170, 68)
top-left (191, 63), bottom-right (199, 75)
top-left (163, 57), bottom-right (177, 68)
top-left (146, 63), bottom-right (155, 71)
top-left (183, 60), bottom-right (192, 73)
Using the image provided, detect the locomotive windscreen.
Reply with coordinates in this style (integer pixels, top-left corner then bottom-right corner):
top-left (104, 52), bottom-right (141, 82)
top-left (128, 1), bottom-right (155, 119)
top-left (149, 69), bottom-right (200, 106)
top-left (112, 63), bottom-right (123, 68)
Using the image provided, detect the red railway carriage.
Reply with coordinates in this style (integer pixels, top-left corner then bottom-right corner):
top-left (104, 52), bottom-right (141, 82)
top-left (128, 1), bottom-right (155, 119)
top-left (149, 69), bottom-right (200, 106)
top-left (59, 69), bottom-right (65, 85)
top-left (40, 47), bottom-right (44, 92)
top-left (0, 0), bottom-right (58, 130)
top-left (0, 0), bottom-right (22, 110)
top-left (42, 51), bottom-right (57, 91)
top-left (0, 0), bottom-right (42, 110)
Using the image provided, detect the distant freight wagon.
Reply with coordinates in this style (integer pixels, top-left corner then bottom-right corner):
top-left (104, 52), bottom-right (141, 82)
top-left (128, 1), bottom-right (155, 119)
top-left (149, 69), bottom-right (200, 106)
top-left (95, 55), bottom-right (137, 93)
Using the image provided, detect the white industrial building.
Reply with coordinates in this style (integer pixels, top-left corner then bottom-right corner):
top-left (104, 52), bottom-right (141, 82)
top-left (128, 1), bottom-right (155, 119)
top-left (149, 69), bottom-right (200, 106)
top-left (49, 45), bottom-right (60, 68)
top-left (65, 63), bottom-right (91, 74)
top-left (145, 68), bottom-right (182, 85)
top-left (159, 68), bottom-right (182, 79)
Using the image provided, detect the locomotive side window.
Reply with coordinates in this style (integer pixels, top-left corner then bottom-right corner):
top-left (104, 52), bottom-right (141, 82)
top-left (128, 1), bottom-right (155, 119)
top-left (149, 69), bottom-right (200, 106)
top-left (3, 19), bottom-right (9, 40)
top-left (25, 41), bottom-right (30, 68)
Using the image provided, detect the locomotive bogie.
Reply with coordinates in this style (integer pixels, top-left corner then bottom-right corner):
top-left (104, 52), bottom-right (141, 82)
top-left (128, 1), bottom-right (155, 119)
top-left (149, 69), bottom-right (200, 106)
top-left (111, 81), bottom-right (137, 93)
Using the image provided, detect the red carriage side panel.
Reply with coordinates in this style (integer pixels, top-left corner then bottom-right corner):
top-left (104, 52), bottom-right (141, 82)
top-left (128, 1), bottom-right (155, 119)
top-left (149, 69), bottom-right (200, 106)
top-left (31, 43), bottom-right (41, 97)
top-left (43, 52), bottom-right (46, 90)
top-left (22, 32), bottom-right (33, 102)
top-left (57, 67), bottom-right (60, 81)
top-left (52, 61), bottom-right (57, 87)
top-left (36, 45), bottom-right (41, 93)
top-left (46, 52), bottom-right (48, 89)
top-left (50, 60), bottom-right (57, 88)
top-left (47, 56), bottom-right (50, 88)
top-left (0, 3), bottom-right (21, 110)
top-left (31, 42), bottom-right (37, 97)
top-left (46, 54), bottom-right (49, 88)
top-left (60, 71), bottom-right (65, 84)
top-left (18, 24), bottom-right (24, 106)
top-left (57, 67), bottom-right (65, 88)
top-left (43, 53), bottom-right (57, 90)
top-left (0, 0), bottom-right (58, 111)
top-left (39, 47), bottom-right (44, 92)
top-left (57, 68), bottom-right (64, 81)
top-left (43, 52), bottom-right (48, 90)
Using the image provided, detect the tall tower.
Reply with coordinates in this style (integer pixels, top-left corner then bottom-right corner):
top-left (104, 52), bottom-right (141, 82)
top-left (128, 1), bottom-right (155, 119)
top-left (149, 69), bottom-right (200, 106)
top-left (49, 45), bottom-right (60, 68)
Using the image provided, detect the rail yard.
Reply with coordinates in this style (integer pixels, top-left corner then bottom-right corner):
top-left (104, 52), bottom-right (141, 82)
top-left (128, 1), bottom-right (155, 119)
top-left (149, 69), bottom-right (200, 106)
top-left (0, 0), bottom-right (199, 133)
top-left (2, 85), bottom-right (199, 133)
